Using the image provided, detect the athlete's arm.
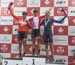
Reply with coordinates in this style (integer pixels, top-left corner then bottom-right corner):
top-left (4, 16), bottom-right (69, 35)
top-left (28, 18), bottom-right (33, 28)
top-left (51, 16), bottom-right (66, 23)
top-left (39, 15), bottom-right (45, 19)
top-left (40, 18), bottom-right (44, 25)
top-left (52, 8), bottom-right (67, 23)
top-left (8, 2), bottom-right (19, 20)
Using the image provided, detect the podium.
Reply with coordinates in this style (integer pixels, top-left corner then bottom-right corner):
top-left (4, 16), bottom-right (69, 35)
top-left (2, 56), bottom-right (66, 65)
top-left (46, 64), bottom-right (65, 65)
top-left (23, 56), bottom-right (45, 65)
top-left (2, 58), bottom-right (22, 65)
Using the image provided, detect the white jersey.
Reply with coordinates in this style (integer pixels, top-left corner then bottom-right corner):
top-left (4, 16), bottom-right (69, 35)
top-left (33, 16), bottom-right (39, 29)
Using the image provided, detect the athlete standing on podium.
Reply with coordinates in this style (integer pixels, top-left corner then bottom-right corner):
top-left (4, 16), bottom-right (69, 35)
top-left (8, 2), bottom-right (30, 57)
top-left (29, 10), bottom-right (45, 56)
top-left (40, 8), bottom-right (67, 62)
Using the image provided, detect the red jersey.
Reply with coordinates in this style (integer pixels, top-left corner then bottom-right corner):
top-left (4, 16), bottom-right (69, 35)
top-left (9, 8), bottom-right (29, 32)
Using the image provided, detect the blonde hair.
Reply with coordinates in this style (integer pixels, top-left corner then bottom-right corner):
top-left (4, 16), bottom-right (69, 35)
top-left (45, 11), bottom-right (50, 14)
top-left (45, 8), bottom-right (52, 14)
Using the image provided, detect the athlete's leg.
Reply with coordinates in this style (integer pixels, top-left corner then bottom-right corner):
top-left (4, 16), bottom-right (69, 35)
top-left (49, 43), bottom-right (53, 55)
top-left (22, 32), bottom-right (27, 56)
top-left (31, 29), bottom-right (37, 55)
top-left (18, 32), bottom-right (23, 57)
top-left (44, 34), bottom-right (49, 63)
top-left (37, 36), bottom-right (40, 56)
top-left (22, 39), bottom-right (26, 56)
top-left (32, 37), bottom-right (36, 55)
top-left (49, 35), bottom-right (54, 55)
top-left (48, 36), bottom-right (54, 63)
top-left (45, 43), bottom-right (48, 56)
top-left (19, 40), bottom-right (22, 57)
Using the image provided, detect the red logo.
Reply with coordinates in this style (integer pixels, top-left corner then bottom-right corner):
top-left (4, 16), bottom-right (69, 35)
top-left (68, 16), bottom-right (75, 25)
top-left (0, 25), bottom-right (12, 34)
top-left (27, 7), bottom-right (40, 16)
top-left (68, 36), bottom-right (75, 45)
top-left (54, 45), bottom-right (68, 55)
top-left (69, 0), bottom-right (75, 6)
top-left (0, 44), bottom-right (11, 53)
top-left (54, 26), bottom-right (68, 35)
top-left (14, 0), bottom-right (27, 7)
top-left (40, 0), bottom-right (53, 7)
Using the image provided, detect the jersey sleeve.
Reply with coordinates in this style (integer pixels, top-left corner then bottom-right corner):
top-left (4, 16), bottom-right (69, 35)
top-left (39, 15), bottom-right (45, 20)
top-left (51, 16), bottom-right (66, 23)
top-left (40, 18), bottom-right (44, 25)
top-left (28, 18), bottom-right (33, 28)
top-left (9, 8), bottom-right (20, 20)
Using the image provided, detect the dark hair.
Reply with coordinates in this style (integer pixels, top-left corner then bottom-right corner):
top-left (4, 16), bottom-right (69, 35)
top-left (22, 11), bottom-right (27, 15)
top-left (33, 9), bottom-right (38, 13)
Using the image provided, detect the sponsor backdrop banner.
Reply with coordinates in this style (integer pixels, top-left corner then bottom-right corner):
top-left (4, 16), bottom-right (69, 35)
top-left (0, 0), bottom-right (75, 65)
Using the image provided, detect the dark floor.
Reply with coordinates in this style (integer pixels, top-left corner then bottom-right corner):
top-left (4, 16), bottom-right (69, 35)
top-left (0, 63), bottom-right (2, 65)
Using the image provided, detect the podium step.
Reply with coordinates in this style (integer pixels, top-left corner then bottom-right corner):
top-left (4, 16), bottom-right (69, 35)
top-left (23, 56), bottom-right (45, 65)
top-left (2, 57), bottom-right (67, 65)
top-left (46, 64), bottom-right (65, 65)
top-left (2, 59), bottom-right (22, 65)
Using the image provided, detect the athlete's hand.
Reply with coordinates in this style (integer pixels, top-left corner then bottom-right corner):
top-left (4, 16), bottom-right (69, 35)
top-left (8, 2), bottom-right (13, 10)
top-left (61, 8), bottom-right (67, 17)
top-left (19, 21), bottom-right (27, 26)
